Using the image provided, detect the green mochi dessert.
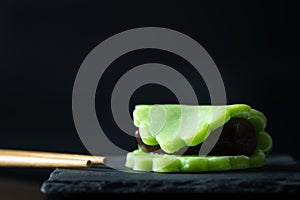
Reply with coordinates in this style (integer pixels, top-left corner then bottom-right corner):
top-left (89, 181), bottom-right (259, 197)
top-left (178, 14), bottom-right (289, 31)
top-left (125, 104), bottom-right (272, 173)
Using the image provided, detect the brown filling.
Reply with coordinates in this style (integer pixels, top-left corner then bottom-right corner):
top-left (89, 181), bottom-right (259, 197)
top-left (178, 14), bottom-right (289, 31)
top-left (135, 118), bottom-right (257, 156)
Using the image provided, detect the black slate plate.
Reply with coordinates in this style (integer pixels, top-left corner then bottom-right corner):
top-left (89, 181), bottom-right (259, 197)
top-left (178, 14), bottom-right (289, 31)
top-left (41, 154), bottom-right (300, 199)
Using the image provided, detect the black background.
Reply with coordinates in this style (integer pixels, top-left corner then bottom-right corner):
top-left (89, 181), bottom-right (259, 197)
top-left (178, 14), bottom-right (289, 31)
top-left (0, 0), bottom-right (299, 182)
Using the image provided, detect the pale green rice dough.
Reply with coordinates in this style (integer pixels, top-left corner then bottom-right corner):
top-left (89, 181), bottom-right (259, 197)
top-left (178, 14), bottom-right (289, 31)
top-left (126, 104), bottom-right (272, 172)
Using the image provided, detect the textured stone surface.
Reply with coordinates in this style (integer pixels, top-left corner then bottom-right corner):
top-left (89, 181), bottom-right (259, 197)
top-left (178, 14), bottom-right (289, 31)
top-left (41, 154), bottom-right (300, 197)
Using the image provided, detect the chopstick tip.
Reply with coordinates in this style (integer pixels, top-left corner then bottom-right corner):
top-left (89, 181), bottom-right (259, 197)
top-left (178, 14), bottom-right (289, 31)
top-left (86, 160), bottom-right (92, 168)
top-left (102, 157), bottom-right (108, 164)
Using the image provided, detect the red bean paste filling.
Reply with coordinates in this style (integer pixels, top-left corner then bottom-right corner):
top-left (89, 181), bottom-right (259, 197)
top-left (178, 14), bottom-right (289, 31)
top-left (135, 118), bottom-right (257, 156)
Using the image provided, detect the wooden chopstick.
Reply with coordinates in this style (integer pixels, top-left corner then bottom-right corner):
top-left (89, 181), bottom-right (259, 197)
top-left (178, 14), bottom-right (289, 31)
top-left (0, 149), bottom-right (107, 168)
top-left (0, 154), bottom-right (92, 168)
top-left (0, 149), bottom-right (107, 164)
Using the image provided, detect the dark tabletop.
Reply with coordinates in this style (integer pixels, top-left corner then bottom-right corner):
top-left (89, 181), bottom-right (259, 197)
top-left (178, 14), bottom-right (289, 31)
top-left (40, 154), bottom-right (300, 199)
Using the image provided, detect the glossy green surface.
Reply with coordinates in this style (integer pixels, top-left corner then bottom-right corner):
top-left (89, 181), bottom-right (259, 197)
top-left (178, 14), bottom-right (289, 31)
top-left (256, 131), bottom-right (273, 155)
top-left (133, 104), bottom-right (267, 153)
top-left (125, 150), bottom-right (266, 172)
top-left (126, 104), bottom-right (272, 172)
